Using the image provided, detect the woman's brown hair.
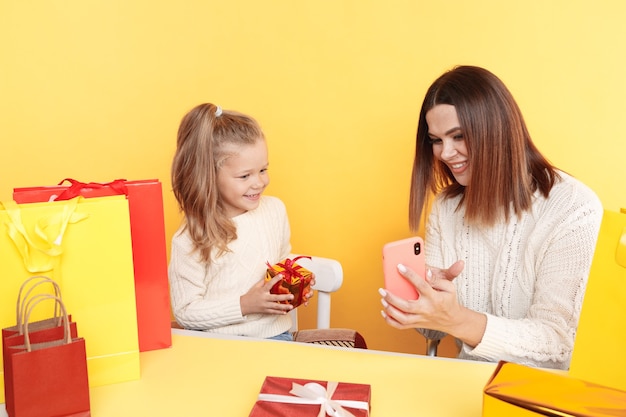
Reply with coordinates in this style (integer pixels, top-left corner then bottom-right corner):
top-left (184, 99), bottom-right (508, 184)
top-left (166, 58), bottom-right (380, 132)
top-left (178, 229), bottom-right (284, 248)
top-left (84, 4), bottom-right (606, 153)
top-left (409, 66), bottom-right (559, 231)
top-left (171, 103), bottom-right (265, 262)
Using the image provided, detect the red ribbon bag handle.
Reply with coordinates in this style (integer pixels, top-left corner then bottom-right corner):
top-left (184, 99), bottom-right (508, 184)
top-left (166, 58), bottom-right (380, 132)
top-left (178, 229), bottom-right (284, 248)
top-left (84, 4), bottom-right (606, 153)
top-left (54, 178), bottom-right (128, 201)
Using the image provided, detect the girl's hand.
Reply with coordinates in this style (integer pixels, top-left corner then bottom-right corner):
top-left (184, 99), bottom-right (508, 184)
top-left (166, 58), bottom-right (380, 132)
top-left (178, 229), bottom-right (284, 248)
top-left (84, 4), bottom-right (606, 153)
top-left (301, 274), bottom-right (316, 307)
top-left (379, 260), bottom-right (486, 347)
top-left (240, 274), bottom-right (294, 316)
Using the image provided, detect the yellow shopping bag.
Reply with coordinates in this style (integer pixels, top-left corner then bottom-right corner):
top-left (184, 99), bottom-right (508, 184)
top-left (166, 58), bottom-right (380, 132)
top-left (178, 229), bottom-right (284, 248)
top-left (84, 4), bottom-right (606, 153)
top-left (570, 208), bottom-right (626, 391)
top-left (0, 196), bottom-right (140, 403)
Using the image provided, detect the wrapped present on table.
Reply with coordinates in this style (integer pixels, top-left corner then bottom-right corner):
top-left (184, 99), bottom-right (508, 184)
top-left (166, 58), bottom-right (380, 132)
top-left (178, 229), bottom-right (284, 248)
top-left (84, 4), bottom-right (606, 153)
top-left (249, 376), bottom-right (371, 417)
top-left (482, 361), bottom-right (626, 416)
top-left (265, 256), bottom-right (313, 308)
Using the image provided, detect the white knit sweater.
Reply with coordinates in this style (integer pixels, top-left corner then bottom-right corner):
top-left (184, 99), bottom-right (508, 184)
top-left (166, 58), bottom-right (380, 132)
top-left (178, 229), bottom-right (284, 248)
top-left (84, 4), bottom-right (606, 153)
top-left (423, 172), bottom-right (603, 369)
top-left (168, 196), bottom-right (293, 338)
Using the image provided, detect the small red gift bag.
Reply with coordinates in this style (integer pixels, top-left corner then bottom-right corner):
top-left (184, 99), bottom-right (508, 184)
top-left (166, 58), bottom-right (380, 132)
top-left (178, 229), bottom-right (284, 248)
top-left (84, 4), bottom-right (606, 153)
top-left (2, 276), bottom-right (79, 417)
top-left (265, 256), bottom-right (313, 308)
top-left (249, 376), bottom-right (371, 417)
top-left (4, 294), bottom-right (90, 417)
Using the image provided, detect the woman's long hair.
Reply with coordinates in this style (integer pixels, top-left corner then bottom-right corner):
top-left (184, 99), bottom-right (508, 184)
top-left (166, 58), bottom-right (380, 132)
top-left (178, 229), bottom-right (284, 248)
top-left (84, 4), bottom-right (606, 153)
top-left (409, 66), bottom-right (559, 231)
top-left (171, 103), bottom-right (265, 262)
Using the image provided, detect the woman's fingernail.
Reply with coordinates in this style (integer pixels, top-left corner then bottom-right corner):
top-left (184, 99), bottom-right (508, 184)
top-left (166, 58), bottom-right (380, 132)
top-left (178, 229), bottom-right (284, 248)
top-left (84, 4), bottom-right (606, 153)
top-left (397, 263), bottom-right (407, 273)
top-left (380, 310), bottom-right (387, 319)
top-left (380, 298), bottom-right (389, 308)
top-left (426, 268), bottom-right (433, 281)
top-left (378, 288), bottom-right (387, 297)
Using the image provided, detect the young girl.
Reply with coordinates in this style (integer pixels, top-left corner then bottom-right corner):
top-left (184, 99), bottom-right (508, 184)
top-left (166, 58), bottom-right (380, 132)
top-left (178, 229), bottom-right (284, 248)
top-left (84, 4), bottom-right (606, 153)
top-left (169, 103), bottom-right (312, 341)
top-left (379, 66), bottom-right (603, 369)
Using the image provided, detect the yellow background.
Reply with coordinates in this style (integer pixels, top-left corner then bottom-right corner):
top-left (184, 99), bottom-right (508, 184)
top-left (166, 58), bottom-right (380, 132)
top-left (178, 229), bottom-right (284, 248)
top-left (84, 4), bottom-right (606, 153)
top-left (1, 1), bottom-right (624, 356)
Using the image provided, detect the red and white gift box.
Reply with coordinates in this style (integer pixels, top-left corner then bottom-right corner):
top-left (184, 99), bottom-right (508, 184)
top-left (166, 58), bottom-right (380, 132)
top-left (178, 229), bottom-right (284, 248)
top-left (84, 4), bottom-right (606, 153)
top-left (249, 376), bottom-right (371, 417)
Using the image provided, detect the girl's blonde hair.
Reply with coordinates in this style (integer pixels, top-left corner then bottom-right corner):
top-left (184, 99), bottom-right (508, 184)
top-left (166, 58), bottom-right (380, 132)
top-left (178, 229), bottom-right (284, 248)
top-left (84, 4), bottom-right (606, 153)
top-left (171, 103), bottom-right (265, 262)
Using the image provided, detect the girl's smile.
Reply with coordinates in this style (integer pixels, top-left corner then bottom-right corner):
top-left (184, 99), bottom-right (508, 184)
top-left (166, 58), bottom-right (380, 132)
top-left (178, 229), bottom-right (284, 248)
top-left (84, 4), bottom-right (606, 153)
top-left (217, 139), bottom-right (269, 217)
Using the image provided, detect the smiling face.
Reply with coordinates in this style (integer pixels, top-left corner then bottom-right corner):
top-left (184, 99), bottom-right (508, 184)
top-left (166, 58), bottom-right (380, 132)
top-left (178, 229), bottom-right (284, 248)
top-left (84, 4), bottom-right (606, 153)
top-left (217, 138), bottom-right (269, 218)
top-left (426, 104), bottom-right (471, 186)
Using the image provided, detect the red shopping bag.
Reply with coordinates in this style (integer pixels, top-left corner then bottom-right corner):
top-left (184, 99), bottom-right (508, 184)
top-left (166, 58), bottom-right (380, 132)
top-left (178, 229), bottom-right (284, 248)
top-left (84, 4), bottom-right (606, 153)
top-left (4, 295), bottom-right (90, 417)
top-left (3, 278), bottom-right (78, 417)
top-left (13, 178), bottom-right (171, 352)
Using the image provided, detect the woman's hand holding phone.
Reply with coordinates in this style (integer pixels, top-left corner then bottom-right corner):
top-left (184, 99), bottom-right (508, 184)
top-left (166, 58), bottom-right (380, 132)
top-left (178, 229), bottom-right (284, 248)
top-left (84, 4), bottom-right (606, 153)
top-left (382, 237), bottom-right (426, 300)
top-left (380, 258), bottom-right (486, 348)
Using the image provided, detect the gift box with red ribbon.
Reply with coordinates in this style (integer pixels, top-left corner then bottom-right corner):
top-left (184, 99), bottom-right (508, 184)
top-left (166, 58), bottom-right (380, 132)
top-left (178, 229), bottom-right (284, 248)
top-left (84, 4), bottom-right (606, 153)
top-left (249, 376), bottom-right (371, 417)
top-left (265, 256), bottom-right (313, 308)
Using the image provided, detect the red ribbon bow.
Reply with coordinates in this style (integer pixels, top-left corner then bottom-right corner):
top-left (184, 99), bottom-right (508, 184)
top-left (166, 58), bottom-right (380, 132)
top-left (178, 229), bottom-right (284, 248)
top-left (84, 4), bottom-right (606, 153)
top-left (266, 256), bottom-right (312, 306)
top-left (266, 255), bottom-right (311, 282)
top-left (53, 178), bottom-right (129, 201)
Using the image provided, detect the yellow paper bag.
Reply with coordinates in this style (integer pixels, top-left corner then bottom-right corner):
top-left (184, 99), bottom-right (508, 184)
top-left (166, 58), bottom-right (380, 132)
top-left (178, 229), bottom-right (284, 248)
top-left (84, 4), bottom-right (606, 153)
top-left (0, 196), bottom-right (140, 403)
top-left (570, 208), bottom-right (626, 391)
top-left (483, 361), bottom-right (626, 416)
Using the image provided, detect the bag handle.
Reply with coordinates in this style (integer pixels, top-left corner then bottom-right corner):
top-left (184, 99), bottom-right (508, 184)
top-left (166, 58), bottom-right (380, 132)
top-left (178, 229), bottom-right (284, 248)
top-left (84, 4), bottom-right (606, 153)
top-left (23, 294), bottom-right (72, 351)
top-left (16, 276), bottom-right (63, 335)
top-left (1, 198), bottom-right (88, 273)
top-left (54, 178), bottom-right (128, 201)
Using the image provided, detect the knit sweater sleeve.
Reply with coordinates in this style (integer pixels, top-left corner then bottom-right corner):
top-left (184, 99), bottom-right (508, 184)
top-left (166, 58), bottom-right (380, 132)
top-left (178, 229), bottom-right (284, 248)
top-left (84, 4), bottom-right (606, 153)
top-left (472, 178), bottom-right (602, 369)
top-left (168, 229), bottom-right (246, 330)
top-left (471, 199), bottom-right (602, 368)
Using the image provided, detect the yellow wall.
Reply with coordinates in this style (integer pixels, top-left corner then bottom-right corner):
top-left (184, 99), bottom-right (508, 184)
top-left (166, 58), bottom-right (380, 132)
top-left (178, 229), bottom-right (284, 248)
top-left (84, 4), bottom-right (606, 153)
top-left (1, 1), bottom-right (624, 356)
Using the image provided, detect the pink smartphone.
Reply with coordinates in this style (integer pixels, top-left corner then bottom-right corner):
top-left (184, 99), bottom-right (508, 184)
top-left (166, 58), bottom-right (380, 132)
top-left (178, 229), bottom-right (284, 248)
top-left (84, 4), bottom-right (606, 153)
top-left (382, 237), bottom-right (425, 300)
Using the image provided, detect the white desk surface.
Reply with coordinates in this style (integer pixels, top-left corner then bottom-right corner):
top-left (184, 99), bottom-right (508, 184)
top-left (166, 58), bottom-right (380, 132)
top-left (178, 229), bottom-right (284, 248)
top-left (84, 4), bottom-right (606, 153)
top-left (2, 329), bottom-right (497, 416)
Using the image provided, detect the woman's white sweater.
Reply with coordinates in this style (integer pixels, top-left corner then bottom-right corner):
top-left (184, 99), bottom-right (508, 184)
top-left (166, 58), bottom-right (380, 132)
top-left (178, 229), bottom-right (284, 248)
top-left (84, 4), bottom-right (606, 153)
top-left (424, 173), bottom-right (603, 369)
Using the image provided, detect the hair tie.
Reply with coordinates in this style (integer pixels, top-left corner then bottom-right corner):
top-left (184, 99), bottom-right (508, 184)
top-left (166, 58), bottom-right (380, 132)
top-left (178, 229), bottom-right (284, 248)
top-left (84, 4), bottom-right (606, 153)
top-left (215, 106), bottom-right (222, 117)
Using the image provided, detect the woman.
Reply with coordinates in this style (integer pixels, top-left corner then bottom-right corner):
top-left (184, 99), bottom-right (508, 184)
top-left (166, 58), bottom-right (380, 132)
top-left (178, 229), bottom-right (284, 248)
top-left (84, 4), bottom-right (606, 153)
top-left (379, 66), bottom-right (602, 369)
